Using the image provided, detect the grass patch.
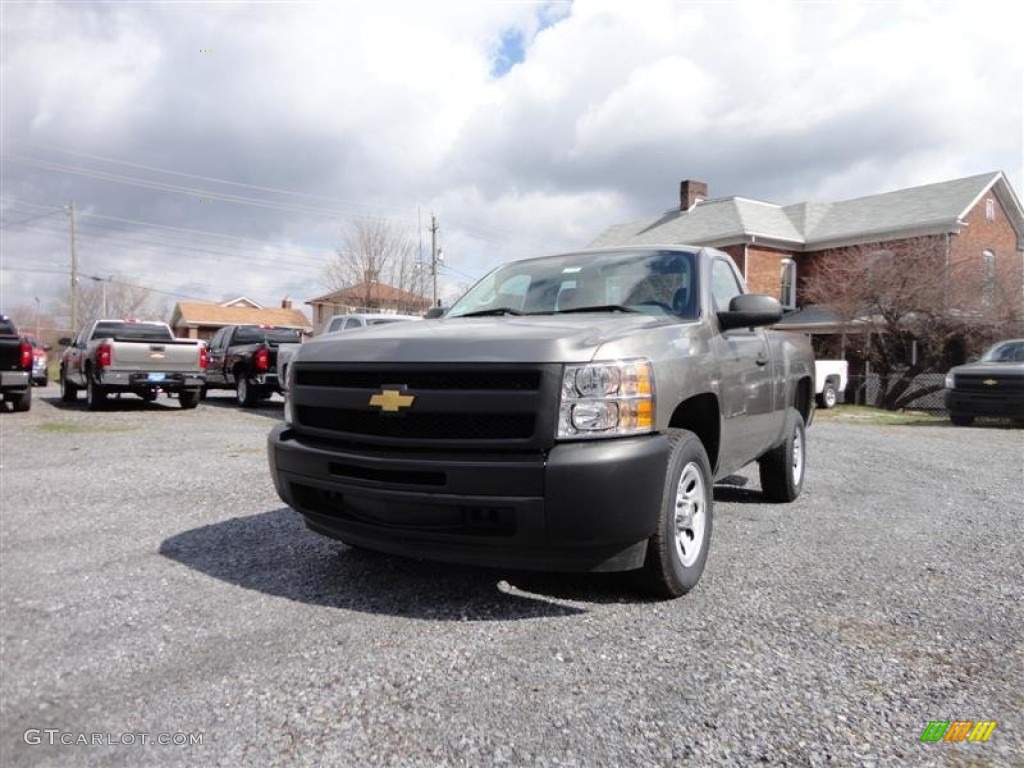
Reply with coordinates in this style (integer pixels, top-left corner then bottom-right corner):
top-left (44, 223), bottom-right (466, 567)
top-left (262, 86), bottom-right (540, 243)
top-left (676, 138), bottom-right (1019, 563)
top-left (815, 405), bottom-right (947, 426)
top-left (38, 422), bottom-right (140, 434)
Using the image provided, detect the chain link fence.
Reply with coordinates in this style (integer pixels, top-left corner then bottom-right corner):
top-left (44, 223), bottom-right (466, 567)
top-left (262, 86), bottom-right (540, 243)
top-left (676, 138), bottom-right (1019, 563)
top-left (845, 373), bottom-right (948, 413)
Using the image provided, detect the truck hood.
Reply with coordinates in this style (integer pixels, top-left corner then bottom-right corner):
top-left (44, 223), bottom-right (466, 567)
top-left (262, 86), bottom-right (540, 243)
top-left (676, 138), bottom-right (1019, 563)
top-left (297, 314), bottom-right (676, 364)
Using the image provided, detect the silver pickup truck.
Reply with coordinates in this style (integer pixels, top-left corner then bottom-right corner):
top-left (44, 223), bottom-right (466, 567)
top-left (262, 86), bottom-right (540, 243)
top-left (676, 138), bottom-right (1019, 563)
top-left (269, 246), bottom-right (815, 598)
top-left (59, 319), bottom-right (207, 409)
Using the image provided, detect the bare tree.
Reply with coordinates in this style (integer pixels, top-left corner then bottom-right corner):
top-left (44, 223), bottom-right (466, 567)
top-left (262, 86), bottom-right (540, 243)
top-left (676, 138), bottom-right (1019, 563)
top-left (61, 276), bottom-right (162, 328)
top-left (802, 236), bottom-right (1021, 410)
top-left (323, 217), bottom-right (428, 309)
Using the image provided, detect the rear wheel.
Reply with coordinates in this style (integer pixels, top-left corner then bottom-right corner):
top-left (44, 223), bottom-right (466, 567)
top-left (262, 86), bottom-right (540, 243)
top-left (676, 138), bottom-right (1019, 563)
top-left (235, 374), bottom-right (258, 407)
top-left (86, 377), bottom-right (107, 411)
top-left (759, 407), bottom-right (806, 502)
top-left (818, 381), bottom-right (838, 409)
top-left (179, 390), bottom-right (200, 409)
top-left (11, 387), bottom-right (32, 412)
top-left (950, 412), bottom-right (974, 427)
top-left (60, 369), bottom-right (79, 402)
top-left (638, 429), bottom-right (713, 598)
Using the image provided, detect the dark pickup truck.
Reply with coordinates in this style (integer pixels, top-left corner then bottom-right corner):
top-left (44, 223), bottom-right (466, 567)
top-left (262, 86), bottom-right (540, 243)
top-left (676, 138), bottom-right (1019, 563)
top-left (205, 324), bottom-right (303, 406)
top-left (944, 339), bottom-right (1024, 426)
top-left (269, 246), bottom-right (816, 598)
top-left (0, 314), bottom-right (33, 412)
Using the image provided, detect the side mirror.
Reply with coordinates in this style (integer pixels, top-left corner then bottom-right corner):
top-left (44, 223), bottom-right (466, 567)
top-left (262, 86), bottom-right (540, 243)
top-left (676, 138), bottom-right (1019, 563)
top-left (717, 294), bottom-right (783, 331)
top-left (58, 337), bottom-right (72, 346)
top-left (424, 306), bottom-right (446, 319)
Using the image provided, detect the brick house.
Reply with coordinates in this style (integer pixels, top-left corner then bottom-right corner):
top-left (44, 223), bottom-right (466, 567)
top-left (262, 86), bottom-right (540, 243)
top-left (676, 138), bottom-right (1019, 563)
top-left (590, 172), bottom-right (1024, 331)
top-left (170, 297), bottom-right (311, 341)
top-left (306, 282), bottom-right (430, 333)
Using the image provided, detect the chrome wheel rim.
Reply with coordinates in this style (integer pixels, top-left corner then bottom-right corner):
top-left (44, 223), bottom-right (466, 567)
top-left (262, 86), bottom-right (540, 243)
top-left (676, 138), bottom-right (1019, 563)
top-left (792, 424), bottom-right (805, 485)
top-left (824, 387), bottom-right (836, 407)
top-left (673, 462), bottom-right (707, 568)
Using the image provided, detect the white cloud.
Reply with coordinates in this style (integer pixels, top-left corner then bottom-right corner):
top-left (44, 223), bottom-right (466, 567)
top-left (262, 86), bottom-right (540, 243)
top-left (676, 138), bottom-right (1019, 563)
top-left (1, 0), bottom-right (1020, 321)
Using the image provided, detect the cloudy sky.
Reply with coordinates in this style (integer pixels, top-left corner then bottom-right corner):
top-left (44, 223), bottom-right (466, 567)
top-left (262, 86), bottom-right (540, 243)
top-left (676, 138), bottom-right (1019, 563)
top-left (2, 0), bottom-right (1021, 329)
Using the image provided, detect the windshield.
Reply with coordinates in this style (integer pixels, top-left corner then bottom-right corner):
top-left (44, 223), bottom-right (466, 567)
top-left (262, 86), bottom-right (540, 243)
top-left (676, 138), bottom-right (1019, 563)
top-left (234, 326), bottom-right (302, 344)
top-left (447, 249), bottom-right (699, 319)
top-left (92, 321), bottom-right (173, 342)
top-left (980, 340), bottom-right (1024, 362)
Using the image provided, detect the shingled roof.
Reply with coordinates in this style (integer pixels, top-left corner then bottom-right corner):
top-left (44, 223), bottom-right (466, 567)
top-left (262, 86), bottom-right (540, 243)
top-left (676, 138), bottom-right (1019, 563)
top-left (307, 282), bottom-right (430, 309)
top-left (590, 172), bottom-right (1024, 251)
top-left (170, 302), bottom-right (311, 329)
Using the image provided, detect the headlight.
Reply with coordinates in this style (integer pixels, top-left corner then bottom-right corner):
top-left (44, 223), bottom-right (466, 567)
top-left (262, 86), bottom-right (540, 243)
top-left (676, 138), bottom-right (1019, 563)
top-left (944, 372), bottom-right (955, 389)
top-left (557, 360), bottom-right (654, 439)
top-left (283, 364), bottom-right (296, 424)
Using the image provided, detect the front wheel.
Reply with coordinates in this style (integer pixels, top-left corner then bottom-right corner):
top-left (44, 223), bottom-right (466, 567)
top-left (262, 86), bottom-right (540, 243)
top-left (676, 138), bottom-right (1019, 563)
top-left (638, 429), bottom-right (713, 599)
top-left (759, 407), bottom-right (806, 502)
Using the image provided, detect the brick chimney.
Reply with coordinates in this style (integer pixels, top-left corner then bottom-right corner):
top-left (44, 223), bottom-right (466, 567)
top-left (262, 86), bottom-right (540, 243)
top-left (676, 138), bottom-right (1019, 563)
top-left (281, 297), bottom-right (292, 310)
top-left (680, 179), bottom-right (707, 211)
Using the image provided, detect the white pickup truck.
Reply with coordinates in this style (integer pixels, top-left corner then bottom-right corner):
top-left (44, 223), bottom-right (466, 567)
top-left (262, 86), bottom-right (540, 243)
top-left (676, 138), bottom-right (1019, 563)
top-left (59, 319), bottom-right (207, 410)
top-left (815, 360), bottom-right (848, 408)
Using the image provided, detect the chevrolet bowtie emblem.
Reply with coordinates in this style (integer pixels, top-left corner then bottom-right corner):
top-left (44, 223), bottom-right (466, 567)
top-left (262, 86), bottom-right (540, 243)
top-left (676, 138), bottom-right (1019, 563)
top-left (369, 388), bottom-right (415, 412)
top-left (982, 379), bottom-right (998, 386)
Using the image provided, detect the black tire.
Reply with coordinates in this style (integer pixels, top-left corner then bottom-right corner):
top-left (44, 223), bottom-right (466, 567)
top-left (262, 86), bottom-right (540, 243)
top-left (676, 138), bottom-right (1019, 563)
top-left (950, 412), bottom-right (974, 427)
top-left (179, 390), bottom-right (200, 409)
top-left (759, 407), bottom-right (806, 502)
top-left (818, 381), bottom-right (838, 409)
top-left (11, 387), bottom-right (32, 412)
top-left (235, 374), bottom-right (258, 407)
top-left (199, 386), bottom-right (208, 402)
top-left (86, 377), bottom-right (107, 411)
top-left (638, 429), bottom-right (714, 599)
top-left (60, 369), bottom-right (79, 402)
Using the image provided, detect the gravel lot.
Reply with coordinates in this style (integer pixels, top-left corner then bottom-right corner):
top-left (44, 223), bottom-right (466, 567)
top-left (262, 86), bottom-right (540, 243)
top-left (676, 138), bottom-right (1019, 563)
top-left (1, 390), bottom-right (1021, 767)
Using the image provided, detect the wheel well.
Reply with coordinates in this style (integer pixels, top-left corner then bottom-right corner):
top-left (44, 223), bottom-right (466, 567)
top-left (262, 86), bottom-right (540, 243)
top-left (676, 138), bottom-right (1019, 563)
top-left (668, 393), bottom-right (721, 472)
top-left (795, 376), bottom-right (813, 422)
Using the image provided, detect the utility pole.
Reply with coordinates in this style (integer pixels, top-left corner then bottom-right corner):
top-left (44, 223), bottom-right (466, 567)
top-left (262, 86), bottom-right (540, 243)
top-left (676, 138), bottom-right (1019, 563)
top-left (68, 200), bottom-right (78, 331)
top-left (429, 213), bottom-right (440, 306)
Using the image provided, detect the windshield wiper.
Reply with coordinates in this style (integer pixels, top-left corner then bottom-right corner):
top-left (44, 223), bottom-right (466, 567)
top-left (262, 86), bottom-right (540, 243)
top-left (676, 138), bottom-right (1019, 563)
top-left (552, 304), bottom-right (638, 314)
top-left (458, 307), bottom-right (525, 317)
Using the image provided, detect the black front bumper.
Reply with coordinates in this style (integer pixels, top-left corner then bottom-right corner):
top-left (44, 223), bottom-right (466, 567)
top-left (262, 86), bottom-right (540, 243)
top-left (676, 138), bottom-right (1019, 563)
top-left (945, 389), bottom-right (1024, 419)
top-left (268, 424), bottom-right (669, 572)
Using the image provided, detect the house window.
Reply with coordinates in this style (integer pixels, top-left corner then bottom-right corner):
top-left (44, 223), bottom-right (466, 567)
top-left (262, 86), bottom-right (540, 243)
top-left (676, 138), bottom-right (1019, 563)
top-left (780, 258), bottom-right (797, 310)
top-left (985, 198), bottom-right (995, 221)
top-left (982, 250), bottom-right (996, 305)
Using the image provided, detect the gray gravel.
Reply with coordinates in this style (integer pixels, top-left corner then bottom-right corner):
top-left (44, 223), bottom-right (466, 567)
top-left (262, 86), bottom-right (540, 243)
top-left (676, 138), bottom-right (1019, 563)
top-left (1, 391), bottom-right (1022, 767)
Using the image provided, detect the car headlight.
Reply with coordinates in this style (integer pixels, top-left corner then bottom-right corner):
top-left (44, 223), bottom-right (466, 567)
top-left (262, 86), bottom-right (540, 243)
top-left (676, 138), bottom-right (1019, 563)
top-left (283, 364), bottom-right (296, 424)
top-left (557, 360), bottom-right (655, 439)
top-left (944, 372), bottom-right (955, 389)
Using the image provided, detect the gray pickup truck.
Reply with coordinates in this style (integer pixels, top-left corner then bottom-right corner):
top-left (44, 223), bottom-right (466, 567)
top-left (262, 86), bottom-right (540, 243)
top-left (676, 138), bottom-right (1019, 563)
top-left (268, 246), bottom-right (815, 597)
top-left (60, 319), bottom-right (207, 410)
